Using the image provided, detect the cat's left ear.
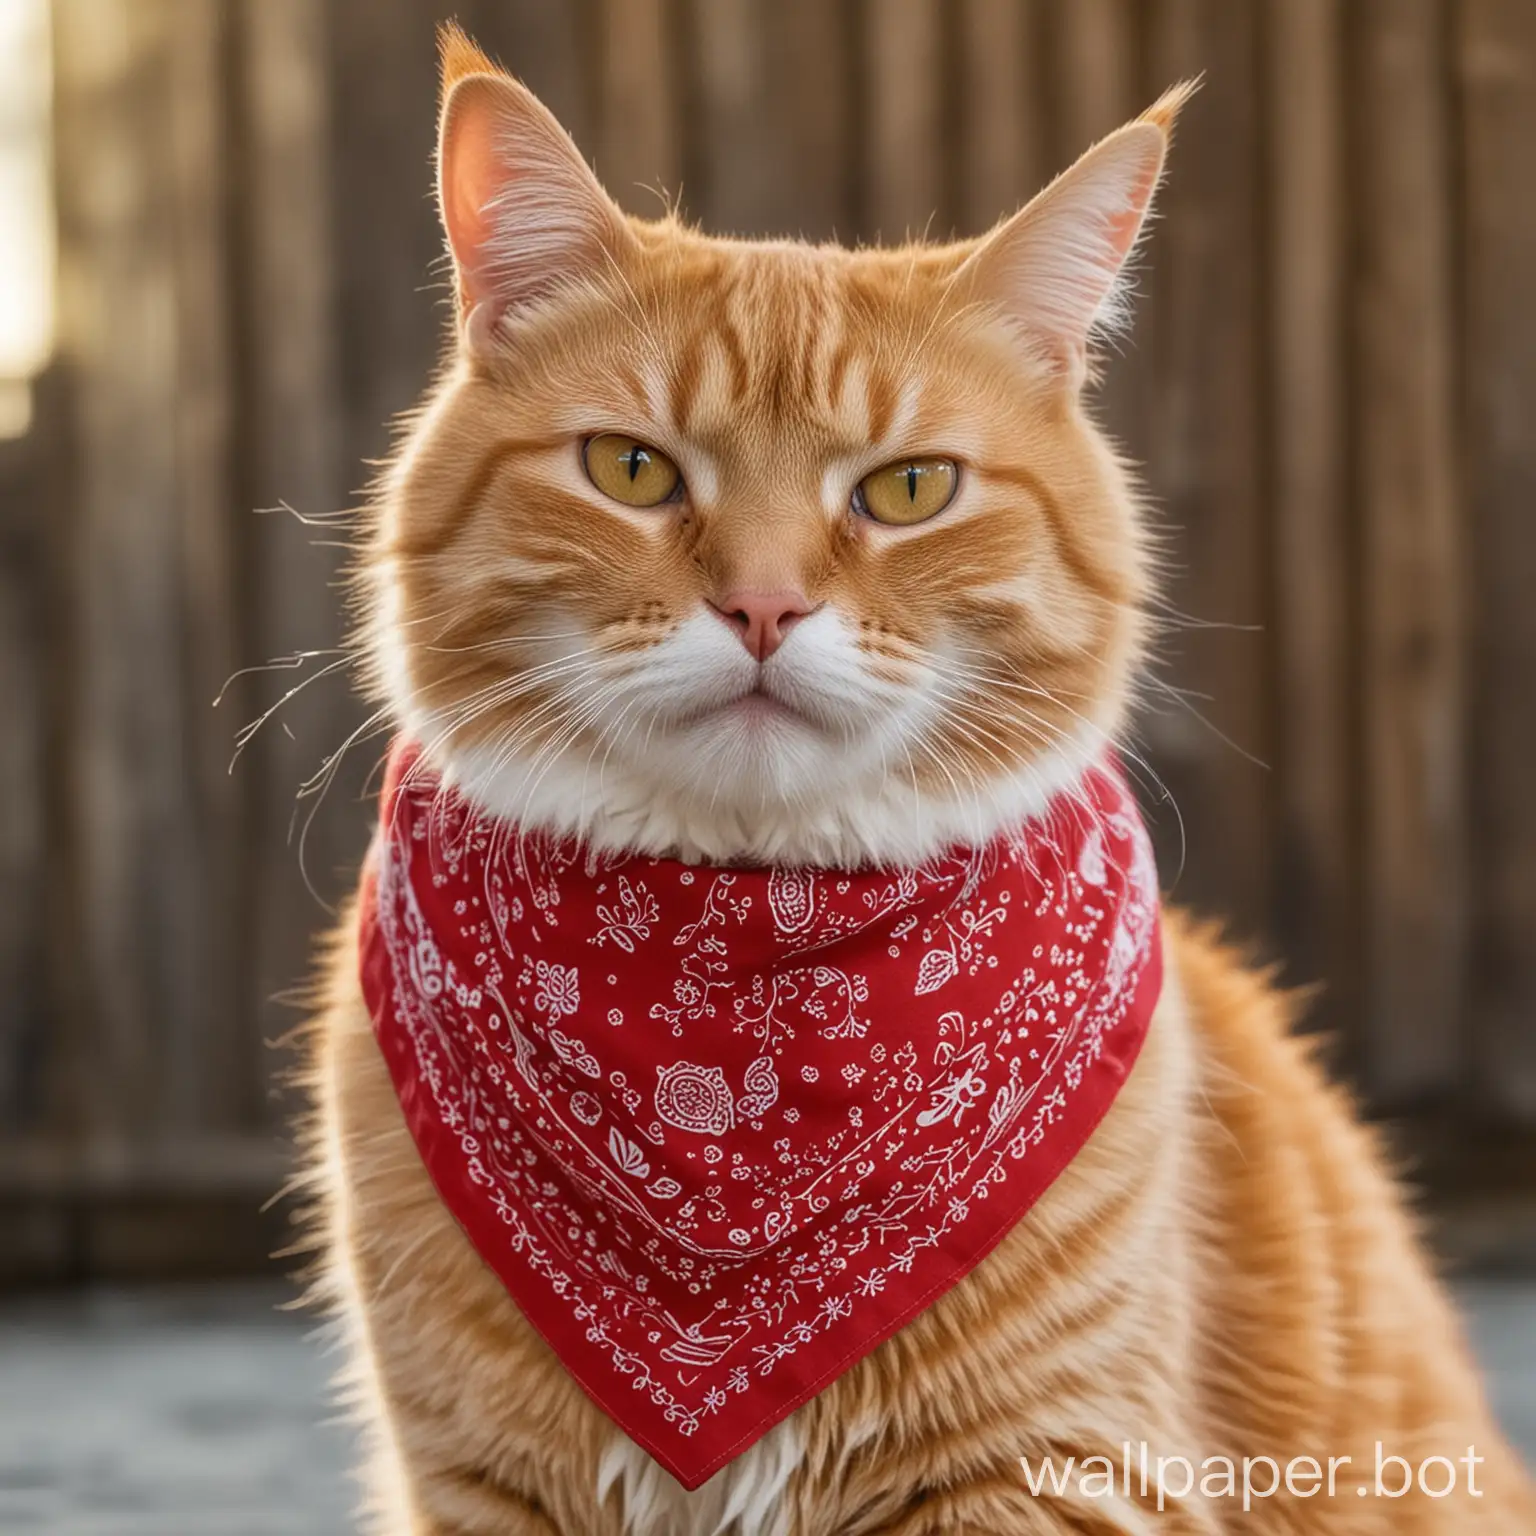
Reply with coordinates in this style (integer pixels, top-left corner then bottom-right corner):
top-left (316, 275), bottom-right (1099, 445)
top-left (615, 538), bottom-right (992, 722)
top-left (436, 24), bottom-right (636, 350)
top-left (953, 82), bottom-right (1196, 386)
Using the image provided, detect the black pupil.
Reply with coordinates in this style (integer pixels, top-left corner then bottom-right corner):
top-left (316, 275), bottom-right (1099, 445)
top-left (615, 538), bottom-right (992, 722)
top-left (625, 445), bottom-right (649, 482)
top-left (906, 464), bottom-right (919, 501)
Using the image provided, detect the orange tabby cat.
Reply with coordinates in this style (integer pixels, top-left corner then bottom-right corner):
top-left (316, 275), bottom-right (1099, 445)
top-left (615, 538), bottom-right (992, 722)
top-left (305, 27), bottom-right (1534, 1534)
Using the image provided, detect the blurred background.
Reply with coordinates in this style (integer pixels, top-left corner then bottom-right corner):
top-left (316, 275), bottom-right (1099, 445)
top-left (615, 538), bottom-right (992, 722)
top-left (0, 0), bottom-right (1533, 1527)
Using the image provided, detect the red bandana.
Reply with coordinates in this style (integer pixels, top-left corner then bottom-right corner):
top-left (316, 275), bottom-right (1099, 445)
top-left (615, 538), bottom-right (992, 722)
top-left (358, 742), bottom-right (1162, 1490)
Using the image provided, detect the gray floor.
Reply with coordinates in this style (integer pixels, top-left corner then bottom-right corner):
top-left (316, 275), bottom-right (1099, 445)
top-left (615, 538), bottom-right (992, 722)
top-left (0, 1281), bottom-right (1532, 1534)
top-left (0, 1287), bottom-right (355, 1536)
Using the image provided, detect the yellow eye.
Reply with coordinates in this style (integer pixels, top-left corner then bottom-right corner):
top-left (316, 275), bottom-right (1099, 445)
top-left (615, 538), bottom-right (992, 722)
top-left (857, 458), bottom-right (958, 526)
top-left (584, 434), bottom-right (681, 508)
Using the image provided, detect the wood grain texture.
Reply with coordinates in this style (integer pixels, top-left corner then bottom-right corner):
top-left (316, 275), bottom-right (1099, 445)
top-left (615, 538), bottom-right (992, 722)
top-left (167, 0), bottom-right (244, 1134)
top-left (50, 0), bottom-right (232, 1152)
top-left (597, 0), bottom-right (681, 218)
top-left (1264, 0), bottom-right (1355, 1031)
top-left (863, 0), bottom-right (945, 241)
top-left (1141, 0), bottom-right (1272, 941)
top-left (774, 0), bottom-right (855, 243)
top-left (1352, 0), bottom-right (1465, 1104)
top-left (1054, 0), bottom-right (1150, 479)
top-left (955, 0), bottom-right (1038, 236)
top-left (8, 0), bottom-right (1536, 1267)
top-left (689, 0), bottom-right (792, 235)
top-left (1459, 0), bottom-right (1536, 1120)
top-left (236, 0), bottom-right (367, 1129)
top-left (0, 422), bottom-right (47, 1131)
top-left (686, 0), bottom-right (852, 241)
top-left (1055, 0), bottom-right (1140, 150)
top-left (326, 0), bottom-right (446, 468)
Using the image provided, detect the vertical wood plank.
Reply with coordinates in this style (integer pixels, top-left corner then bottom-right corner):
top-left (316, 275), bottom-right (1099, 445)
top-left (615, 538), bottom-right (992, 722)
top-left (1053, 0), bottom-right (1149, 470)
top-left (688, 0), bottom-right (851, 240)
top-left (597, 0), bottom-right (681, 216)
top-left (167, 0), bottom-right (244, 1132)
top-left (1055, 0), bottom-right (1140, 149)
top-left (955, 0), bottom-right (1039, 236)
top-left (236, 0), bottom-right (365, 1123)
top-left (0, 0), bottom-right (55, 1140)
top-left (27, 372), bottom-right (77, 1159)
top-left (1264, 0), bottom-right (1355, 1029)
top-left (326, 0), bottom-right (445, 468)
top-left (51, 0), bottom-right (236, 1153)
top-left (1352, 0), bottom-right (1464, 1104)
top-left (690, 0), bottom-right (793, 235)
top-left (864, 0), bottom-right (945, 241)
top-left (20, 0), bottom-right (1535, 1243)
top-left (775, 0), bottom-right (855, 242)
top-left (1141, 0), bottom-right (1271, 938)
top-left (0, 425), bottom-right (47, 1132)
top-left (1460, 0), bottom-right (1536, 1120)
top-left (0, 0), bottom-right (58, 1142)
top-left (295, 0), bottom-right (445, 1095)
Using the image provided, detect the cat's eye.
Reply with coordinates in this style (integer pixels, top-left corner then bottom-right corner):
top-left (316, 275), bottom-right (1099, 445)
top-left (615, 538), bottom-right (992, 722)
top-left (584, 434), bottom-right (682, 508)
top-left (856, 458), bottom-right (958, 527)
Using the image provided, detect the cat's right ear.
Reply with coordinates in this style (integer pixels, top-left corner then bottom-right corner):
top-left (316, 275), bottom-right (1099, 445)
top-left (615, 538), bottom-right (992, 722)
top-left (436, 26), bottom-right (634, 350)
top-left (950, 81), bottom-right (1195, 387)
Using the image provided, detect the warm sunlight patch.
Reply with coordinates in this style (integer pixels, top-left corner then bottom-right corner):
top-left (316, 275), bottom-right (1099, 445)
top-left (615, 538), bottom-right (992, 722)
top-left (0, 0), bottom-right (56, 433)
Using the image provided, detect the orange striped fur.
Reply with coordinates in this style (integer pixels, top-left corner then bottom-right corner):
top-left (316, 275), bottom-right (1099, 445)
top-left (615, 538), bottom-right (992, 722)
top-left (306, 30), bottom-right (1534, 1533)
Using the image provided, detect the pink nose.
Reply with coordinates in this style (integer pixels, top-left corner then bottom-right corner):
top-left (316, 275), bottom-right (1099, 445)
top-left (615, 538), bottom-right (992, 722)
top-left (710, 590), bottom-right (814, 662)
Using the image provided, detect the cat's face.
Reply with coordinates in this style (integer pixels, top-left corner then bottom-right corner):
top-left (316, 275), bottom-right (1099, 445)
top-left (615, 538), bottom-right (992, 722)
top-left (367, 30), bottom-right (1185, 865)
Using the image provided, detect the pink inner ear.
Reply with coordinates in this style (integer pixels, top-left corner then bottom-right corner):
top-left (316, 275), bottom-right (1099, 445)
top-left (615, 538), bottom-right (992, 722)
top-left (1102, 163), bottom-right (1159, 270)
top-left (442, 86), bottom-right (504, 307)
top-left (436, 73), bottom-right (629, 331)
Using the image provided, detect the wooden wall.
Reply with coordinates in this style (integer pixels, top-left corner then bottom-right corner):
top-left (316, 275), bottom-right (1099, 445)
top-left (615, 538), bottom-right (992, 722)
top-left (3, 0), bottom-right (1535, 1280)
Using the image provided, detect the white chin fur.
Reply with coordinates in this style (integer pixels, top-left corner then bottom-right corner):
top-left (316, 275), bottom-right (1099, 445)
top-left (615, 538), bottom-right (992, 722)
top-left (382, 604), bottom-right (1109, 868)
top-left (442, 720), bottom-right (1102, 867)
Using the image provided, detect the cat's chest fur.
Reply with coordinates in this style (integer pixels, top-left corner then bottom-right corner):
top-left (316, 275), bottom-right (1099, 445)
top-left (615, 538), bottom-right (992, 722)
top-left (597, 1425), bottom-right (804, 1536)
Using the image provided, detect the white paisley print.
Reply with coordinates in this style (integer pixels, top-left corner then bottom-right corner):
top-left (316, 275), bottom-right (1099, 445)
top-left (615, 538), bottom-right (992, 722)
top-left (360, 744), bottom-right (1162, 1489)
